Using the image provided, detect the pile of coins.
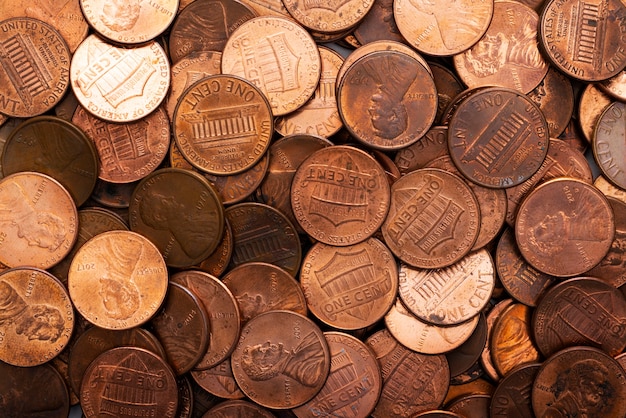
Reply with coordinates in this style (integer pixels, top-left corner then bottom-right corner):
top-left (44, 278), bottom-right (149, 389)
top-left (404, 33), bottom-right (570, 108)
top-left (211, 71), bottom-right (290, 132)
top-left (0, 0), bottom-right (625, 417)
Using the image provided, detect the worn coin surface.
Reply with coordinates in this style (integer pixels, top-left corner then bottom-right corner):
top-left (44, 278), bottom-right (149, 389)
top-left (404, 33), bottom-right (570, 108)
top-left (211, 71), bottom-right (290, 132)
top-left (489, 362), bottom-right (539, 418)
top-left (599, 69), bottom-right (626, 101)
top-left (445, 312), bottom-right (487, 378)
top-left (191, 357), bottom-right (245, 400)
top-left (352, 0), bottom-right (405, 44)
top-left (202, 399), bottom-right (276, 417)
top-left (593, 101), bottom-right (626, 190)
top-left (194, 218), bottom-right (233, 278)
top-left (527, 67), bottom-right (575, 138)
top-left (282, 0), bottom-right (374, 33)
top-left (394, 126), bottom-right (450, 174)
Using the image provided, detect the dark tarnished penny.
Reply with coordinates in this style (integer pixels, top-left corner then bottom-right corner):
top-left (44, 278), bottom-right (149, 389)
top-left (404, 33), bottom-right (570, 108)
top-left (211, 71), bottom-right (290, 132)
top-left (202, 399), bottom-right (276, 418)
top-left (558, 118), bottom-right (588, 155)
top-left (489, 363), bottom-right (539, 418)
top-left (189, 379), bottom-right (221, 418)
top-left (2, 115), bottom-right (99, 206)
top-left (394, 126), bottom-right (450, 174)
top-left (54, 88), bottom-right (79, 121)
top-left (532, 346), bottom-right (626, 418)
top-left (225, 203), bottom-right (301, 276)
top-left (532, 276), bottom-right (626, 358)
top-left (176, 375), bottom-right (193, 418)
top-left (129, 168), bottom-right (225, 268)
top-left (195, 218), bottom-right (233, 278)
top-left (446, 313), bottom-right (487, 378)
top-left (90, 178), bottom-right (138, 209)
top-left (282, 0), bottom-right (374, 33)
top-left (448, 87), bottom-right (549, 189)
top-left (231, 310), bottom-right (331, 409)
top-left (222, 262), bottom-right (308, 323)
top-left (191, 357), bottom-right (245, 400)
top-left (593, 101), bottom-right (626, 190)
top-left (446, 394), bottom-right (491, 418)
top-left (0, 171), bottom-right (78, 269)
top-left (515, 177), bottom-right (614, 277)
top-left (381, 168), bottom-right (480, 269)
top-left (300, 237), bottom-right (398, 330)
top-left (292, 331), bottom-right (382, 418)
top-left (171, 270), bottom-right (241, 369)
top-left (80, 346), bottom-right (179, 418)
top-left (352, 0), bottom-right (405, 45)
top-left (527, 67), bottom-right (575, 138)
top-left (0, 267), bottom-right (74, 366)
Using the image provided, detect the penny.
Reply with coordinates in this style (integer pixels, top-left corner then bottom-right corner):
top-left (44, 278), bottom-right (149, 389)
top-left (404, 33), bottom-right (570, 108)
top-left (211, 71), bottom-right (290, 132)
top-left (515, 177), bottom-right (614, 277)
top-left (300, 237), bottom-right (398, 330)
top-left (68, 230), bottom-right (168, 330)
top-left (189, 379), bottom-right (221, 418)
top-left (283, 0), bottom-right (374, 33)
top-left (238, 0), bottom-right (290, 17)
top-left (366, 328), bottom-right (450, 417)
top-left (599, 69), bottom-right (626, 102)
top-left (221, 15), bottom-right (321, 116)
top-left (80, 346), bottom-right (179, 418)
top-left (194, 218), bottom-right (233, 278)
top-left (479, 299), bottom-right (514, 382)
top-left (292, 331), bottom-right (382, 418)
top-left (222, 262), bottom-right (308, 323)
top-left (558, 118), bottom-right (588, 155)
top-left (489, 362), bottom-right (539, 418)
top-left (454, 0), bottom-right (548, 93)
top-left (352, 0), bottom-right (405, 45)
top-left (70, 34), bottom-right (170, 123)
top-left (595, 174), bottom-right (626, 205)
top-left (171, 269), bottom-right (241, 369)
top-left (447, 87), bottom-right (549, 189)
top-left (532, 346), bottom-right (626, 418)
top-left (577, 83), bottom-right (613, 143)
top-left (90, 178), bottom-right (138, 209)
top-left (539, 0), bottom-right (626, 81)
top-left (413, 412), bottom-right (463, 418)
top-left (191, 357), bottom-right (245, 399)
top-left (168, 0), bottom-right (257, 63)
top-left (394, 126), bottom-right (450, 174)
top-left (446, 313), bottom-right (488, 378)
top-left (2, 115), bottom-right (99, 206)
top-left (594, 101), bottom-right (626, 189)
top-left (51, 356), bottom-right (79, 406)
top-left (446, 393), bottom-right (491, 417)
top-left (394, 0), bottom-right (492, 56)
top-left (0, 119), bottom-right (24, 180)
top-left (430, 62), bottom-right (467, 125)
top-left (445, 378), bottom-right (495, 407)
top-left (0, 267), bottom-right (73, 366)
top-left (528, 67), bottom-right (575, 138)
top-left (0, 171), bottom-right (77, 269)
top-left (173, 74), bottom-right (273, 175)
top-left (0, 361), bottom-right (70, 417)
top-left (292, 145), bottom-right (391, 246)
top-left (176, 375), bottom-right (193, 418)
top-left (231, 310), bottom-right (331, 409)
top-left (439, 86), bottom-right (491, 126)
top-left (381, 168), bottom-right (480, 269)
top-left (129, 168), bottom-right (225, 268)
top-left (72, 104), bottom-right (170, 184)
top-left (202, 399), bottom-right (276, 418)
top-left (532, 276), bottom-right (626, 358)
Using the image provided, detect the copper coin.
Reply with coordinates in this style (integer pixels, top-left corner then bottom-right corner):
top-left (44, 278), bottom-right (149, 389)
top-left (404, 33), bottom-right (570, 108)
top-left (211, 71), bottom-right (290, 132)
top-left (80, 0), bottom-right (177, 44)
top-left (282, 0), bottom-right (374, 33)
top-left (72, 104), bottom-right (170, 184)
top-left (90, 178), bottom-right (138, 209)
top-left (593, 101), bottom-right (626, 189)
top-left (0, 171), bottom-right (78, 269)
top-left (195, 218), bottom-right (233, 278)
top-left (338, 50), bottom-right (437, 150)
top-left (68, 230), bottom-right (168, 330)
top-left (515, 177), bottom-right (614, 277)
top-left (532, 346), bottom-right (626, 418)
top-left (448, 87), bottom-right (549, 189)
top-left (300, 237), bottom-right (398, 330)
top-left (558, 118), bottom-right (588, 155)
top-left (176, 375), bottom-right (193, 418)
top-left (0, 17), bottom-right (71, 117)
top-left (595, 174), bottom-right (626, 205)
top-left (171, 269), bottom-right (241, 369)
top-left (454, 0), bottom-right (548, 93)
top-left (202, 399), bottom-right (276, 418)
top-left (446, 394), bottom-right (491, 418)
top-left (0, 267), bottom-right (73, 366)
top-left (189, 379), bottom-right (221, 418)
top-left (394, 126), bottom-right (450, 174)
top-left (0, 361), bottom-right (70, 417)
top-left (168, 0), bottom-right (257, 63)
top-left (231, 310), bottom-right (331, 409)
top-left (352, 0), bottom-right (406, 45)
top-left (479, 298), bottom-right (514, 382)
top-left (445, 378), bottom-right (495, 406)
top-left (366, 328), bottom-right (450, 417)
top-left (292, 331), bottom-right (383, 418)
top-left (80, 346), bottom-right (179, 418)
top-left (129, 168), bottom-right (225, 268)
top-left (394, 0), bottom-right (493, 56)
top-left (599, 69), bottom-right (626, 102)
top-left (225, 203), bottom-right (302, 276)
top-left (489, 362), bottom-right (539, 418)
top-left (2, 115), bottom-right (99, 206)
top-left (527, 67), bottom-right (575, 138)
top-left (430, 62), bottom-right (467, 125)
top-left (221, 15), bottom-right (321, 116)
top-left (238, 0), bottom-right (290, 17)
top-left (381, 168), bottom-right (480, 269)
top-left (532, 276), bottom-right (626, 357)
top-left (539, 0), bottom-right (626, 81)
top-left (70, 34), bottom-right (170, 123)
top-left (173, 74), bottom-right (273, 175)
top-left (578, 83), bottom-right (613, 144)
top-left (446, 313), bottom-right (488, 378)
top-left (413, 412), bottom-right (463, 418)
top-left (222, 262), bottom-right (308, 323)
top-left (191, 357), bottom-right (245, 399)
top-left (439, 86), bottom-right (492, 126)
top-left (292, 145), bottom-right (391, 247)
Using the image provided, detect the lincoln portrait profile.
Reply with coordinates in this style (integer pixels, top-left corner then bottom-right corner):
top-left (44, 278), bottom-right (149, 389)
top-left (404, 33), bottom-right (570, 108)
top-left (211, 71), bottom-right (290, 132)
top-left (101, 0), bottom-right (141, 31)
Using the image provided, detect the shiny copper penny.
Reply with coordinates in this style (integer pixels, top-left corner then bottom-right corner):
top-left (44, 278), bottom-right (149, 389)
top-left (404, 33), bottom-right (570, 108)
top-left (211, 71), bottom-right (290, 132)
top-left (394, 0), bottom-right (492, 56)
top-left (394, 126), bottom-right (450, 174)
top-left (479, 298), bottom-right (514, 382)
top-left (292, 145), bottom-right (391, 246)
top-left (300, 237), bottom-right (398, 330)
top-left (292, 331), bottom-right (382, 418)
top-left (0, 18), bottom-right (71, 117)
top-left (454, 0), bottom-right (548, 93)
top-left (578, 83), bottom-right (613, 144)
top-left (70, 34), bottom-right (170, 123)
top-left (381, 168), bottom-right (480, 269)
top-left (231, 310), bottom-right (331, 409)
top-left (527, 67), bottom-right (575, 138)
top-left (539, 0), bottom-right (626, 81)
top-left (446, 313), bottom-right (487, 378)
top-left (191, 357), bottom-right (245, 399)
top-left (195, 219), bottom-right (233, 278)
top-left (222, 262), bottom-right (308, 323)
top-left (221, 15), bottom-right (321, 116)
top-left (593, 101), bottom-right (626, 189)
top-left (515, 177), bottom-right (614, 277)
top-left (68, 230), bottom-right (168, 330)
top-left (72, 104), bottom-right (170, 184)
top-left (448, 87), bottom-right (549, 189)
top-left (171, 270), bottom-right (241, 369)
top-left (0, 267), bottom-right (73, 366)
top-left (0, 172), bottom-right (77, 269)
top-left (173, 74), bottom-right (272, 175)
top-left (366, 328), bottom-right (450, 417)
top-left (489, 362), bottom-right (539, 418)
top-left (352, 0), bottom-right (405, 44)
top-left (446, 394), bottom-right (491, 417)
top-left (599, 69), bottom-right (626, 102)
top-left (203, 399), bottom-right (276, 418)
top-left (80, 346), bottom-right (178, 418)
top-left (532, 346), bottom-right (626, 418)
top-left (2, 115), bottom-right (99, 206)
top-left (129, 168), bottom-right (225, 268)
